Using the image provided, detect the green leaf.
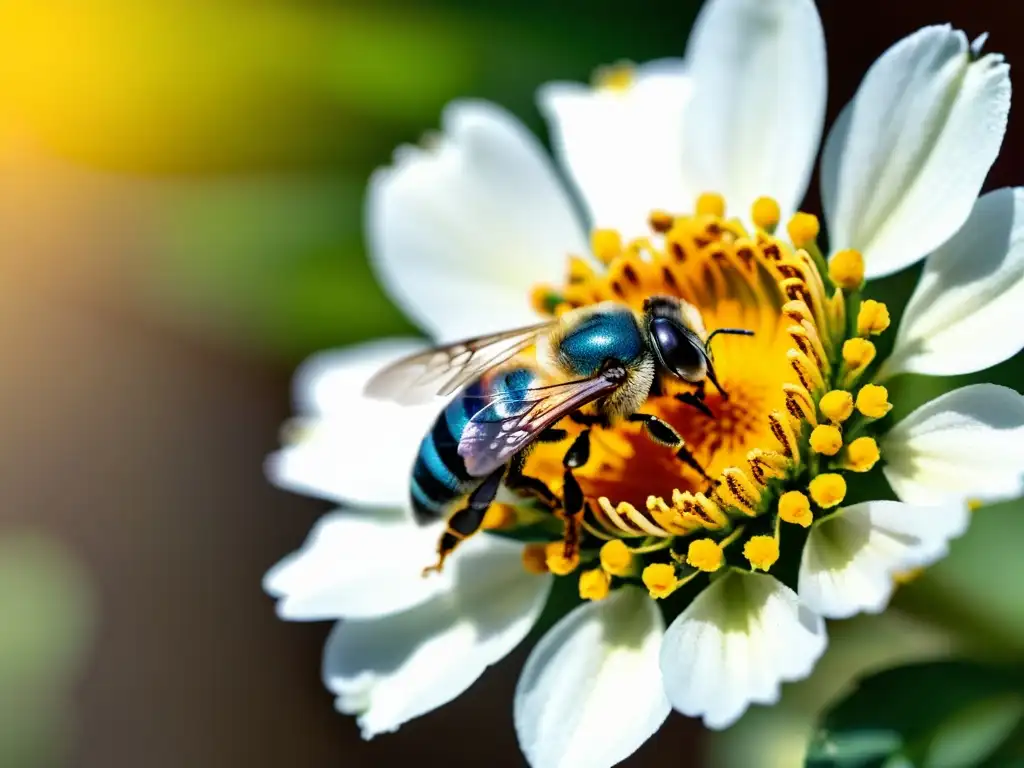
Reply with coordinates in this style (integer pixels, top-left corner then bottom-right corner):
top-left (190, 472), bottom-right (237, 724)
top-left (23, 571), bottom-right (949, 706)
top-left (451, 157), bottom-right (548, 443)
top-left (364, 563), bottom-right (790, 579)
top-left (806, 660), bottom-right (1024, 768)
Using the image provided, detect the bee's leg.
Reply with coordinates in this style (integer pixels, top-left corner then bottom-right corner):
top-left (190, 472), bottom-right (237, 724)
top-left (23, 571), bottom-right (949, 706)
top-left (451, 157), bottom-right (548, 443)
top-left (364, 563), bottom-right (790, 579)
top-left (559, 429), bottom-right (591, 560)
top-left (423, 467), bottom-right (505, 576)
top-left (675, 391), bottom-right (714, 419)
top-left (569, 411), bottom-right (610, 428)
top-left (506, 451), bottom-right (558, 509)
top-left (627, 413), bottom-right (710, 481)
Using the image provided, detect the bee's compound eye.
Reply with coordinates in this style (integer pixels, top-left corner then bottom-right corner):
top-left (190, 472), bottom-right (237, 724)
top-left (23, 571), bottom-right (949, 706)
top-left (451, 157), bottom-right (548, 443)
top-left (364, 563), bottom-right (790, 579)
top-left (651, 317), bottom-right (706, 381)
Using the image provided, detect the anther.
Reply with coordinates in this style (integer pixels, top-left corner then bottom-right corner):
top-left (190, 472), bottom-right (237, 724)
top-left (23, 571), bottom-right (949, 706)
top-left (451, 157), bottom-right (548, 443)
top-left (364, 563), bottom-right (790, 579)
top-left (593, 62), bottom-right (634, 92)
top-left (578, 568), bottom-right (611, 601)
top-left (752, 197), bottom-right (781, 233)
top-left (768, 410), bottom-right (801, 463)
top-left (857, 300), bottom-right (891, 336)
top-left (567, 255), bottom-right (596, 284)
top-left (719, 467), bottom-right (762, 516)
top-left (783, 384), bottom-right (817, 426)
top-left (545, 541), bottom-right (580, 576)
top-left (809, 473), bottom-right (847, 509)
top-left (599, 540), bottom-right (635, 577)
top-left (648, 210), bottom-right (675, 233)
top-left (695, 192), bottom-right (726, 218)
top-left (530, 285), bottom-right (563, 316)
top-left (521, 543), bottom-right (549, 574)
top-left (856, 384), bottom-right (892, 419)
top-left (787, 212), bottom-right (820, 248)
top-left (747, 449), bottom-right (788, 485)
top-left (810, 424), bottom-right (843, 456)
top-left (829, 249), bottom-right (865, 291)
top-left (743, 535), bottom-right (779, 571)
top-left (642, 563), bottom-right (680, 599)
top-left (820, 390), bottom-right (854, 423)
top-left (842, 338), bottom-right (876, 371)
top-left (778, 491), bottom-right (812, 527)
top-left (845, 436), bottom-right (880, 472)
top-left (686, 539), bottom-right (723, 572)
top-left (591, 229), bottom-right (623, 265)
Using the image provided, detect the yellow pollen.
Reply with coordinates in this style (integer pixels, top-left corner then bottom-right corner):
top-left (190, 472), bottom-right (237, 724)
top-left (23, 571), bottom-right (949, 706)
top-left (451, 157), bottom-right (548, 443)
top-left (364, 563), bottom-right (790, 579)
top-left (686, 538), bottom-right (724, 572)
top-left (787, 212), bottom-right (820, 247)
top-left (567, 255), bottom-right (596, 284)
top-left (695, 192), bottom-right (726, 218)
top-left (969, 499), bottom-right (984, 512)
top-left (594, 62), bottom-right (635, 92)
top-left (744, 535), bottom-right (779, 571)
top-left (857, 384), bottom-right (892, 419)
top-left (810, 424), bottom-right (843, 456)
top-left (530, 285), bottom-right (561, 316)
top-left (521, 544), bottom-right (549, 575)
top-left (843, 338), bottom-right (876, 370)
top-left (778, 491), bottom-right (812, 527)
top-left (591, 228), bottom-right (623, 265)
top-left (642, 563), bottom-right (679, 599)
top-left (820, 390), bottom-right (854, 423)
top-left (599, 540), bottom-right (635, 577)
top-left (718, 467), bottom-right (762, 516)
top-left (845, 436), bottom-right (880, 472)
top-left (809, 473), bottom-right (847, 508)
top-left (752, 196), bottom-right (781, 232)
top-left (482, 503), bottom-right (517, 530)
top-left (893, 567), bottom-right (925, 585)
top-left (578, 568), bottom-right (611, 601)
top-left (829, 249), bottom-right (865, 290)
top-left (857, 300), bottom-right (891, 336)
top-left (648, 210), bottom-right (675, 233)
top-left (545, 541), bottom-right (580, 576)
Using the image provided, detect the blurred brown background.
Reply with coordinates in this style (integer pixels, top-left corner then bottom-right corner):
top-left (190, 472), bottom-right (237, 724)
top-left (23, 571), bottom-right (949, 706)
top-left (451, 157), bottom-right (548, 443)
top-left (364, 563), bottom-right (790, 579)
top-left (0, 1), bottom-right (1022, 766)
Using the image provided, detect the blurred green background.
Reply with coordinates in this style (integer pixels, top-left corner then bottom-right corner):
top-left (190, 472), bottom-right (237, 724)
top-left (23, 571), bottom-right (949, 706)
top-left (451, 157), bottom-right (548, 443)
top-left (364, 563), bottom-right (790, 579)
top-left (0, 1), bottom-right (1022, 766)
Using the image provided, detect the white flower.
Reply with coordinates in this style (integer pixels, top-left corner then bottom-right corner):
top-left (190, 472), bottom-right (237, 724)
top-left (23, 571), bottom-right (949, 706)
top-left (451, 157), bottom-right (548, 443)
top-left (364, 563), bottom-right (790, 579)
top-left (266, 0), bottom-right (1024, 765)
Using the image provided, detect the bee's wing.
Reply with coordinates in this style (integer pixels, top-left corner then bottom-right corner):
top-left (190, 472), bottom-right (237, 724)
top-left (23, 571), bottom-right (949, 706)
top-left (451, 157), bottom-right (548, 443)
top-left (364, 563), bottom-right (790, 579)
top-left (457, 372), bottom-right (622, 477)
top-left (364, 322), bottom-right (553, 405)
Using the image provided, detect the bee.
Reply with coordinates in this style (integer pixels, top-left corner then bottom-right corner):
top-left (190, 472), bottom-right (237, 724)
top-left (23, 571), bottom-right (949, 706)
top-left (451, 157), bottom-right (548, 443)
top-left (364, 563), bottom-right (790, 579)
top-left (365, 295), bottom-right (753, 572)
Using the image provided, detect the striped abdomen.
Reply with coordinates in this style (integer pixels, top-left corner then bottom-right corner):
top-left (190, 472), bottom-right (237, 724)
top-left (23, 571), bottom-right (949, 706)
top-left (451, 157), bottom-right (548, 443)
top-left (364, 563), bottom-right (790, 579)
top-left (410, 367), bottom-right (537, 523)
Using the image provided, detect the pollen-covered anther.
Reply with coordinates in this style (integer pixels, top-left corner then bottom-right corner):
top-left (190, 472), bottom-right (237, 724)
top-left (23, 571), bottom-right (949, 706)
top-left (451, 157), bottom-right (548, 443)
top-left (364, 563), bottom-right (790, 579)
top-left (482, 503), bottom-right (517, 530)
top-left (768, 410), bottom-right (801, 463)
top-left (591, 228), bottom-right (623, 265)
top-left (594, 62), bottom-right (634, 92)
top-left (809, 473), bottom-right (847, 509)
top-left (718, 467), bottom-right (762, 516)
top-left (529, 285), bottom-right (563, 317)
top-left (672, 489), bottom-right (728, 530)
top-left (545, 541), bottom-right (580, 576)
top-left (686, 538), bottom-right (724, 573)
top-left (567, 255), bottom-right (596, 285)
top-left (578, 568), bottom-right (611, 601)
top-left (642, 563), bottom-right (680, 599)
top-left (820, 389), bottom-right (854, 424)
top-left (843, 338), bottom-right (876, 371)
top-left (788, 348), bottom-right (826, 394)
top-left (810, 424), bottom-right (843, 456)
top-left (857, 299), bottom-right (891, 336)
top-left (521, 543), bottom-right (549, 575)
top-left (695, 192), bottom-right (726, 218)
top-left (744, 535), bottom-right (779, 571)
top-left (752, 196), bottom-right (781, 232)
top-left (787, 212), bottom-right (820, 248)
top-left (747, 449), bottom-right (789, 485)
top-left (648, 210), bottom-right (675, 234)
top-left (778, 491), bottom-right (813, 527)
top-left (829, 249), bottom-right (865, 291)
top-left (857, 384), bottom-right (892, 419)
top-left (845, 436), bottom-right (880, 472)
top-left (599, 539), bottom-right (635, 577)
top-left (783, 384), bottom-right (817, 427)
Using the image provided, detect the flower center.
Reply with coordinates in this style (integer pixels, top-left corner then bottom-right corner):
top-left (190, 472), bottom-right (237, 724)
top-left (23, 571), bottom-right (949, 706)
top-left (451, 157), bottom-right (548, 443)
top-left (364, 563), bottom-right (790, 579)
top-left (512, 194), bottom-right (894, 601)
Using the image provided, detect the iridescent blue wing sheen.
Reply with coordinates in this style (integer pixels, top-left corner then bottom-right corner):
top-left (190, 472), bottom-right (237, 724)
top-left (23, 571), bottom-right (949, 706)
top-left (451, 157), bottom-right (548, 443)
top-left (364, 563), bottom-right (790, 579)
top-left (457, 373), bottom-right (622, 477)
top-left (363, 322), bottom-right (553, 405)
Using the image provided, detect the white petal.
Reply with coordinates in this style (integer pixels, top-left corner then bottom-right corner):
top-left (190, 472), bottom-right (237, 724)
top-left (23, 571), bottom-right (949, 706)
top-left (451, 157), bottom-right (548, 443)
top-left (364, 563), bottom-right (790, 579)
top-left (266, 340), bottom-right (444, 507)
top-left (680, 0), bottom-right (826, 220)
top-left (514, 587), bottom-right (668, 768)
top-left (323, 536), bottom-right (552, 738)
top-left (368, 100), bottom-right (589, 341)
top-left (821, 26), bottom-right (1010, 279)
top-left (884, 189), bottom-right (1024, 378)
top-left (799, 501), bottom-right (969, 620)
top-left (660, 570), bottom-right (826, 730)
top-left (883, 385), bottom-right (1024, 506)
top-left (263, 511), bottom-right (454, 620)
top-left (539, 60), bottom-right (691, 239)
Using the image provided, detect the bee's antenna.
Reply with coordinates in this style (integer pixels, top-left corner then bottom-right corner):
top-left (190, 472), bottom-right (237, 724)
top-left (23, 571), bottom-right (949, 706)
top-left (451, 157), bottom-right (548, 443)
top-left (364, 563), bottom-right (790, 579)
top-left (705, 328), bottom-right (755, 351)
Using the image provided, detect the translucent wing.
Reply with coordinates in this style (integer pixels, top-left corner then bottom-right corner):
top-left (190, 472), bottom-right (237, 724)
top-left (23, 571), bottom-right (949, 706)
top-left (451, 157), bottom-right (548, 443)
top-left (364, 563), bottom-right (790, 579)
top-left (458, 371), bottom-right (624, 477)
top-left (364, 322), bottom-right (553, 405)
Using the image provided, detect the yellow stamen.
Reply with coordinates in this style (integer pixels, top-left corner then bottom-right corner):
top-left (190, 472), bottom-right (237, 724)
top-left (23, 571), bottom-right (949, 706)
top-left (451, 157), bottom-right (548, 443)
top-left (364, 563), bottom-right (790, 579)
top-left (578, 568), bottom-right (611, 601)
top-left (545, 541), bottom-right (580, 576)
top-left (856, 384), bottom-right (892, 419)
top-left (843, 338), bottom-right (876, 370)
top-left (642, 563), bottom-right (679, 599)
top-left (829, 249), bottom-right (865, 290)
top-left (695, 192), bottom-right (726, 218)
top-left (894, 567), bottom-right (924, 585)
top-left (482, 503), bottom-right (517, 530)
top-left (686, 538), bottom-right (724, 572)
top-left (718, 467), bottom-right (762, 516)
top-left (648, 210), bottom-right (675, 233)
top-left (521, 544), bottom-right (549, 575)
top-left (969, 499), bottom-right (984, 512)
top-left (594, 62), bottom-right (634, 92)
top-left (809, 473), bottom-right (847, 509)
top-left (591, 228), bottom-right (623, 265)
top-left (599, 539), bottom-right (635, 577)
top-left (752, 196), bottom-right (781, 232)
top-left (529, 285), bottom-right (562, 316)
top-left (567, 255), bottom-right (596, 284)
top-left (845, 436), bottom-right (880, 472)
top-left (810, 424), bottom-right (843, 456)
top-left (744, 535), bottom-right (779, 571)
top-left (787, 212), bottom-right (820, 248)
top-left (778, 491), bottom-right (812, 527)
top-left (857, 300), bottom-right (891, 336)
top-left (820, 390), bottom-right (854, 423)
